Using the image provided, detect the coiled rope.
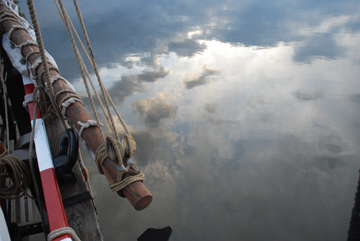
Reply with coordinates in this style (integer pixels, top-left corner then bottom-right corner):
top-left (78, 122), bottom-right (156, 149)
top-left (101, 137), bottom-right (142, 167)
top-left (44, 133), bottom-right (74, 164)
top-left (0, 151), bottom-right (32, 199)
top-left (0, 56), bottom-right (32, 199)
top-left (48, 227), bottom-right (80, 241)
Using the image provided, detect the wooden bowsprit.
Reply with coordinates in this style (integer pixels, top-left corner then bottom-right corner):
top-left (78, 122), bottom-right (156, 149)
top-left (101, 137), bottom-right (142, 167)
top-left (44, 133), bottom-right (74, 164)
top-left (0, 2), bottom-right (152, 212)
top-left (23, 76), bottom-right (71, 241)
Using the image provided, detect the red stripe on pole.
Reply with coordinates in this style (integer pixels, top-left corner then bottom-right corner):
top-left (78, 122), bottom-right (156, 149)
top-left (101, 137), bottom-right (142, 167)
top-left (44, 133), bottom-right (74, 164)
top-left (40, 168), bottom-right (70, 240)
top-left (23, 82), bottom-right (71, 240)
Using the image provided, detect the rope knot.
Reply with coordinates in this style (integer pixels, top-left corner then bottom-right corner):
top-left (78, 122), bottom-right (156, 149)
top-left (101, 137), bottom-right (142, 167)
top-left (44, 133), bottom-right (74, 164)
top-left (94, 135), bottom-right (144, 192)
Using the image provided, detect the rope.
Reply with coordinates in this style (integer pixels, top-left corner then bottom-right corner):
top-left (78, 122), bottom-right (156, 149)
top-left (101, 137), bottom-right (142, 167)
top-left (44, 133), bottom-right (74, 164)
top-left (57, 0), bottom-right (106, 144)
top-left (54, 0), bottom-right (122, 137)
top-left (37, 64), bottom-right (60, 85)
top-left (0, 58), bottom-right (33, 200)
top-left (77, 120), bottom-right (100, 139)
top-left (19, 40), bottom-right (38, 54)
top-left (72, 0), bottom-right (120, 141)
top-left (55, 0), bottom-right (133, 138)
top-left (7, 25), bottom-right (26, 42)
top-left (47, 227), bottom-right (80, 241)
top-left (95, 136), bottom-right (144, 192)
top-left (0, 12), bottom-right (22, 26)
top-left (25, 51), bottom-right (40, 77)
top-left (110, 171), bottom-right (145, 193)
top-left (54, 89), bottom-right (77, 102)
top-left (0, 152), bottom-right (33, 199)
top-left (49, 75), bottom-right (66, 85)
top-left (60, 96), bottom-right (84, 118)
top-left (27, 0), bottom-right (67, 129)
top-left (54, 0), bottom-right (144, 191)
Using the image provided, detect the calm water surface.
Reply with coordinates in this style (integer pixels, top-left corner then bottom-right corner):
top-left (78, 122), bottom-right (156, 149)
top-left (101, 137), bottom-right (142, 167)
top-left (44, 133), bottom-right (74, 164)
top-left (19, 0), bottom-right (360, 240)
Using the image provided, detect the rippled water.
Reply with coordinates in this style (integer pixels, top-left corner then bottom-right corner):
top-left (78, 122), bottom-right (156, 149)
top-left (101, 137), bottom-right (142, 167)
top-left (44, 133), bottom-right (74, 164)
top-left (19, 0), bottom-right (360, 240)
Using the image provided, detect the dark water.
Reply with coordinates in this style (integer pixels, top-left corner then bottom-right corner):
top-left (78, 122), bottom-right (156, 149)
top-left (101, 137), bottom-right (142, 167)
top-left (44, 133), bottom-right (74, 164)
top-left (19, 0), bottom-right (360, 240)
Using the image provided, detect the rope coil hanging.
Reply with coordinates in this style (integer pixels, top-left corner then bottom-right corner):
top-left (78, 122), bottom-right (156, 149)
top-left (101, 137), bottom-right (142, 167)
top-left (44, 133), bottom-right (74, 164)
top-left (0, 51), bottom-right (32, 200)
top-left (0, 150), bottom-right (32, 199)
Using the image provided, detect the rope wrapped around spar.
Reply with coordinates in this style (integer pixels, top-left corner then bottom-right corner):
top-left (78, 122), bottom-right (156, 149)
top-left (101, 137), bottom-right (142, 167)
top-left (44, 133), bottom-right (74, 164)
top-left (95, 135), bottom-right (145, 192)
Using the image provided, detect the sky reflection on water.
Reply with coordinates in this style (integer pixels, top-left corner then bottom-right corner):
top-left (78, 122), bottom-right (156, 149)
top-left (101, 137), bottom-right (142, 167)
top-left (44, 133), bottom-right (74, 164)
top-left (18, 0), bottom-right (360, 240)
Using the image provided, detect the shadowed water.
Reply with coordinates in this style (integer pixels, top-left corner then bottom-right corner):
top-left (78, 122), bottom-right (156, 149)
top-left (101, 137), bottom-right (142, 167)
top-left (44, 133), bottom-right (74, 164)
top-left (18, 0), bottom-right (360, 240)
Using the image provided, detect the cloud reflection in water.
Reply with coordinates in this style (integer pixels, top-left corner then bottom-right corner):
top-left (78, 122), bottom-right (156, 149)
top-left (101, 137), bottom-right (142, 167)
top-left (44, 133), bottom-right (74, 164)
top-left (17, 0), bottom-right (360, 240)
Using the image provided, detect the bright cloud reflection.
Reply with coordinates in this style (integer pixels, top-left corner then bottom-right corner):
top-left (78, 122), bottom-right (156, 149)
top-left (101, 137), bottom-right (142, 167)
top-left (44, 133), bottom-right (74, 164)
top-left (18, 0), bottom-right (359, 239)
top-left (79, 26), bottom-right (360, 240)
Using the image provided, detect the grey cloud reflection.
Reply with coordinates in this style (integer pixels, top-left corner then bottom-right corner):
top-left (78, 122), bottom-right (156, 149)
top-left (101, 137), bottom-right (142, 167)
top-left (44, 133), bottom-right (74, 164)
top-left (350, 94), bottom-right (360, 106)
top-left (204, 103), bottom-right (217, 113)
top-left (134, 126), bottom-right (354, 240)
top-left (81, 66), bottom-right (171, 106)
top-left (183, 66), bottom-right (221, 89)
top-left (293, 33), bottom-right (345, 63)
top-left (137, 66), bottom-right (171, 83)
top-left (132, 95), bottom-right (178, 128)
top-left (18, 0), bottom-right (359, 81)
top-left (292, 90), bottom-right (323, 102)
top-left (169, 39), bottom-right (207, 57)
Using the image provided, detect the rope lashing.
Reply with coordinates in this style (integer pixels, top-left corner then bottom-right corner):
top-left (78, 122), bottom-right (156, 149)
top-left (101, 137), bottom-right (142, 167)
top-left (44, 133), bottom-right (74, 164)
top-left (47, 227), bottom-right (80, 241)
top-left (95, 136), bottom-right (123, 175)
top-left (30, 57), bottom-right (43, 78)
top-left (0, 151), bottom-right (32, 199)
top-left (54, 89), bottom-right (77, 101)
top-left (50, 75), bottom-right (67, 85)
top-left (0, 7), bottom-right (22, 28)
top-left (37, 64), bottom-right (60, 85)
top-left (122, 134), bottom-right (136, 158)
top-left (7, 25), bottom-right (26, 42)
top-left (60, 96), bottom-right (84, 118)
top-left (55, 0), bottom-right (145, 192)
top-left (19, 40), bottom-right (38, 54)
top-left (27, 0), bottom-right (68, 129)
top-left (95, 136), bottom-right (144, 192)
top-left (77, 120), bottom-right (101, 139)
top-left (25, 51), bottom-right (40, 77)
top-left (0, 12), bottom-right (22, 26)
top-left (56, 0), bottom-right (106, 143)
top-left (109, 170), bottom-right (145, 193)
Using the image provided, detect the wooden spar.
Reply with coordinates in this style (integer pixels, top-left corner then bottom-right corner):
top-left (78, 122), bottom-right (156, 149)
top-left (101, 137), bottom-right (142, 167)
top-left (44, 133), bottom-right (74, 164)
top-left (0, 6), bottom-right (152, 211)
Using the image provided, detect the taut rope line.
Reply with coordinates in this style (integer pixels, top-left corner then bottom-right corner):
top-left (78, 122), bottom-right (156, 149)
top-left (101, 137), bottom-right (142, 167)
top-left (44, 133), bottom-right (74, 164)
top-left (55, 0), bottom-right (145, 191)
top-left (26, 0), bottom-right (68, 129)
top-left (54, 0), bottom-right (132, 137)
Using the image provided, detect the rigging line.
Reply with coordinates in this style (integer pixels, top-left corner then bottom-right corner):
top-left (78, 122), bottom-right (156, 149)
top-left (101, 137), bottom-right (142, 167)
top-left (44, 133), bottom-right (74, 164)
top-left (56, 0), bottom-right (106, 143)
top-left (72, 0), bottom-right (120, 141)
top-left (26, 0), bottom-right (67, 129)
top-left (54, 0), bottom-right (117, 136)
top-left (54, 0), bottom-right (132, 137)
top-left (0, 59), bottom-right (9, 151)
